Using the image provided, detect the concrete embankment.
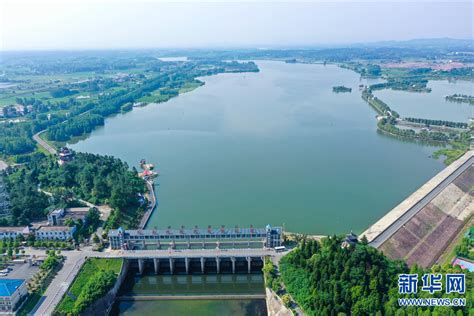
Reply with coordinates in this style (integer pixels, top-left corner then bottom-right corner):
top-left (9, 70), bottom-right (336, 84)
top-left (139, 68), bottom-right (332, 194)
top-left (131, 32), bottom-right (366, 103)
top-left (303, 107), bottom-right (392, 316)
top-left (138, 180), bottom-right (157, 228)
top-left (265, 288), bottom-right (294, 316)
top-left (362, 150), bottom-right (474, 246)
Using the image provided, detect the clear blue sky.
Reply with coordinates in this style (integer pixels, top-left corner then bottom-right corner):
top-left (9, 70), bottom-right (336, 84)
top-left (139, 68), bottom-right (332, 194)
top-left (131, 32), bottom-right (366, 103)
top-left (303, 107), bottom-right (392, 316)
top-left (0, 0), bottom-right (472, 50)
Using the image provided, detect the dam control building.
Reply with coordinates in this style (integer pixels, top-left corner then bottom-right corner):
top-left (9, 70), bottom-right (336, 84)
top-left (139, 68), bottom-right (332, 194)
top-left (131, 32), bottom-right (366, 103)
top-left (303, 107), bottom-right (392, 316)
top-left (108, 225), bottom-right (283, 250)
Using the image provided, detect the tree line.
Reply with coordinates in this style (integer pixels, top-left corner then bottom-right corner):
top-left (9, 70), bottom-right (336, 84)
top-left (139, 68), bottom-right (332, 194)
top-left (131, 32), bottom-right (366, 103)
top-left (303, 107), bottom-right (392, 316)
top-left (404, 117), bottom-right (468, 129)
top-left (378, 118), bottom-right (450, 142)
top-left (280, 236), bottom-right (471, 315)
top-left (362, 89), bottom-right (400, 118)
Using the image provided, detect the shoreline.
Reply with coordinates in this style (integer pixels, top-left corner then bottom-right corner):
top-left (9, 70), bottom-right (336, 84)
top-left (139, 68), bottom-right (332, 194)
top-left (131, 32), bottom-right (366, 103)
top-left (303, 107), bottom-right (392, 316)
top-left (139, 180), bottom-right (157, 229)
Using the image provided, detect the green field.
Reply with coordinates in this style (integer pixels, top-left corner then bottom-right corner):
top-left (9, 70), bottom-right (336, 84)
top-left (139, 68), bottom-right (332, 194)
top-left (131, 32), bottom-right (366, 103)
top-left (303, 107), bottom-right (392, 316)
top-left (55, 258), bottom-right (123, 315)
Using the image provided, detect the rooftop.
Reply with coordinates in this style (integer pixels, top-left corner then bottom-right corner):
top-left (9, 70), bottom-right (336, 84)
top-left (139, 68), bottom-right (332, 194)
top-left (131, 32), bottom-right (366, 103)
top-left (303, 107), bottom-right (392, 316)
top-left (0, 226), bottom-right (28, 233)
top-left (49, 208), bottom-right (89, 221)
top-left (37, 226), bottom-right (73, 232)
top-left (66, 207), bottom-right (90, 213)
top-left (109, 226), bottom-right (282, 237)
top-left (0, 279), bottom-right (25, 297)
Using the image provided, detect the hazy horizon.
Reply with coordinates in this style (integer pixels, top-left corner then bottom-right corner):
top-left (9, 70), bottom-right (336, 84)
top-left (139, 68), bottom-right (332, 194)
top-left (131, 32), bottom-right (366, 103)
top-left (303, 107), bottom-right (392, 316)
top-left (0, 1), bottom-right (472, 51)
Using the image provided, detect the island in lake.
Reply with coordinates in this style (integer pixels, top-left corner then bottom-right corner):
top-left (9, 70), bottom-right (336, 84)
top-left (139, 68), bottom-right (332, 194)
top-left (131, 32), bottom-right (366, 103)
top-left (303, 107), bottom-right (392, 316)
top-left (332, 85), bottom-right (352, 93)
top-left (446, 94), bottom-right (474, 105)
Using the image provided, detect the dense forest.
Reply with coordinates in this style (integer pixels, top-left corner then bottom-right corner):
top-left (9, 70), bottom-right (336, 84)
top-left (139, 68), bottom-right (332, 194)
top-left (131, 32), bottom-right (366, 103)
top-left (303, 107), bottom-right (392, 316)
top-left (280, 236), bottom-right (471, 315)
top-left (47, 113), bottom-right (105, 141)
top-left (3, 152), bottom-right (146, 228)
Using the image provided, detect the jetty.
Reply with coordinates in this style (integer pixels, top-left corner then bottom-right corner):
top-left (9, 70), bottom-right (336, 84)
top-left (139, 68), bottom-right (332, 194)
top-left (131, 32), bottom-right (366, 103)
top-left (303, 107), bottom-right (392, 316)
top-left (138, 159), bottom-right (158, 228)
top-left (139, 180), bottom-right (157, 228)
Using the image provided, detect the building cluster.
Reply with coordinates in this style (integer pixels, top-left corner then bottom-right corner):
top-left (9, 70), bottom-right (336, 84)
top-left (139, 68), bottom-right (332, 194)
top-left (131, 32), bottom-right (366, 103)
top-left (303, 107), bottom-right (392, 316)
top-left (0, 207), bottom-right (89, 242)
top-left (47, 207), bottom-right (88, 226)
top-left (0, 225), bottom-right (75, 242)
top-left (0, 104), bottom-right (33, 118)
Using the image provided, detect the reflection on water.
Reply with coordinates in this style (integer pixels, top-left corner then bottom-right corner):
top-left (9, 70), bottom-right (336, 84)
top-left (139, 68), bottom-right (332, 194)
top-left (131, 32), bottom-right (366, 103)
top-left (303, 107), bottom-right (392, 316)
top-left (119, 272), bottom-right (265, 295)
top-left (111, 271), bottom-right (266, 315)
top-left (111, 299), bottom-right (267, 316)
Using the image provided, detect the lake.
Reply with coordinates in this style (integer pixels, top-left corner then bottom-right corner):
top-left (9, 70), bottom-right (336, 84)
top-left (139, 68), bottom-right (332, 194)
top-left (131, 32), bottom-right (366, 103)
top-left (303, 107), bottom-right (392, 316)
top-left (110, 272), bottom-right (267, 316)
top-left (112, 299), bottom-right (267, 316)
top-left (70, 61), bottom-right (446, 235)
top-left (374, 79), bottom-right (473, 122)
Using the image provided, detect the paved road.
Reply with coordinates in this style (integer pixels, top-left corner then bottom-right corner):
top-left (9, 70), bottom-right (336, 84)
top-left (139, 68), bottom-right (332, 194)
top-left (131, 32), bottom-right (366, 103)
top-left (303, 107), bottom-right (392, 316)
top-left (33, 130), bottom-right (57, 155)
top-left (99, 247), bottom-right (277, 259)
top-left (370, 156), bottom-right (474, 248)
top-left (32, 109), bottom-right (92, 156)
top-left (139, 180), bottom-right (157, 228)
top-left (30, 251), bottom-right (85, 316)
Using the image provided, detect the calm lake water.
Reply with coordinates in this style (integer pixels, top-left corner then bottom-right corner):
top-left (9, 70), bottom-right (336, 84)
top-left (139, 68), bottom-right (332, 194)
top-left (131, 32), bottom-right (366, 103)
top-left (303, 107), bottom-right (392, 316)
top-left (112, 299), bottom-right (267, 316)
top-left (110, 273), bottom-right (266, 316)
top-left (119, 273), bottom-right (265, 296)
top-left (70, 61), bottom-right (446, 234)
top-left (374, 79), bottom-right (473, 122)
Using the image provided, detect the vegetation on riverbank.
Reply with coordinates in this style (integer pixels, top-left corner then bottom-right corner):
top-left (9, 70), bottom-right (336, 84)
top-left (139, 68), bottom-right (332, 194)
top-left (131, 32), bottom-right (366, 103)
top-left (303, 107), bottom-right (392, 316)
top-left (446, 94), bottom-right (474, 105)
top-left (378, 117), bottom-right (450, 142)
top-left (362, 89), bottom-right (399, 118)
top-left (2, 152), bottom-right (146, 228)
top-left (433, 141), bottom-right (470, 165)
top-left (362, 86), bottom-right (471, 148)
top-left (404, 117), bottom-right (468, 129)
top-left (369, 80), bottom-right (431, 93)
top-left (55, 258), bottom-right (123, 316)
top-left (279, 236), bottom-right (472, 315)
top-left (0, 53), bottom-right (258, 163)
top-left (263, 258), bottom-right (281, 293)
top-left (332, 86), bottom-right (352, 93)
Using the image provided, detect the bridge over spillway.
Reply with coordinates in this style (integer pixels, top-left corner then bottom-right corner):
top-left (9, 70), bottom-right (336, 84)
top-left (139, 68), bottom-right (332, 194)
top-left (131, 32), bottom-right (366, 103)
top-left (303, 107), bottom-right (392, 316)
top-left (103, 248), bottom-right (275, 274)
top-left (106, 224), bottom-right (283, 275)
top-left (108, 225), bottom-right (283, 251)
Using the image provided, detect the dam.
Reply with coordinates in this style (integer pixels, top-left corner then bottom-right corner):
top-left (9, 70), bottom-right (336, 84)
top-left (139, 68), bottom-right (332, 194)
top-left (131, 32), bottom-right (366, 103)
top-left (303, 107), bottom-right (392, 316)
top-left (363, 150), bottom-right (474, 267)
top-left (108, 225), bottom-right (283, 250)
